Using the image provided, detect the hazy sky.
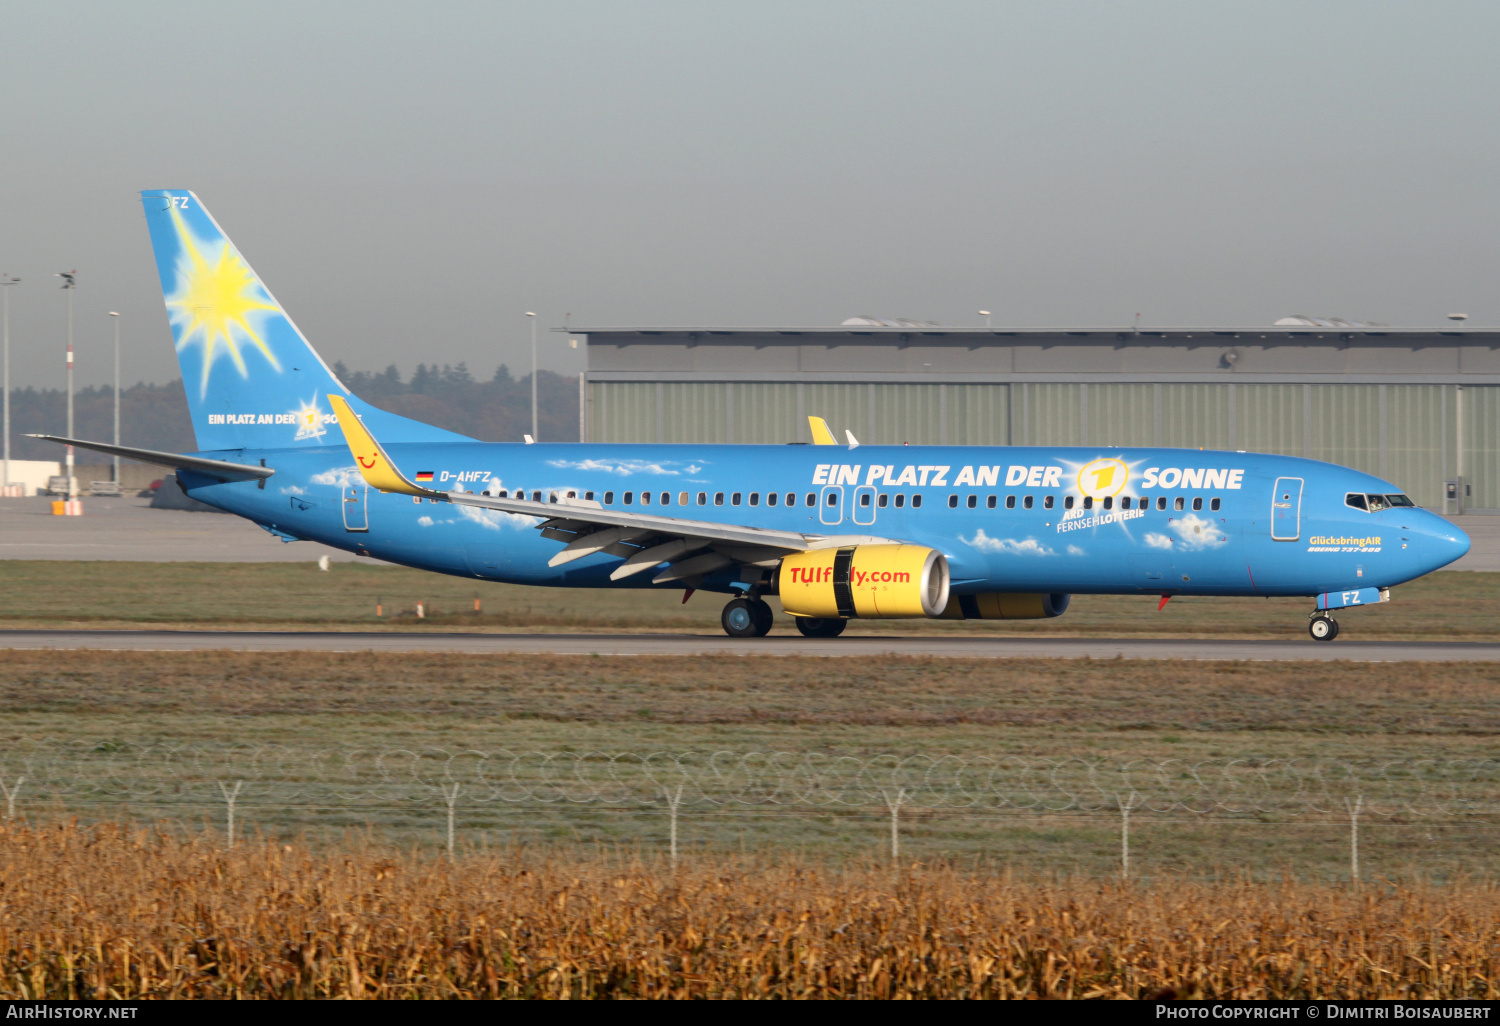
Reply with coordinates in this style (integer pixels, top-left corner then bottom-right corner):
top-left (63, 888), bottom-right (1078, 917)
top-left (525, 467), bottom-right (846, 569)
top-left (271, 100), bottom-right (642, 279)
top-left (2, 1), bottom-right (1496, 389)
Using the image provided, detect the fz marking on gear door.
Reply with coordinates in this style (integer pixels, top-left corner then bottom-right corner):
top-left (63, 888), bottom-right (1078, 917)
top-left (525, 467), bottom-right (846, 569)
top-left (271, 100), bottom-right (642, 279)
top-left (1271, 476), bottom-right (1303, 542)
top-left (342, 483), bottom-right (369, 532)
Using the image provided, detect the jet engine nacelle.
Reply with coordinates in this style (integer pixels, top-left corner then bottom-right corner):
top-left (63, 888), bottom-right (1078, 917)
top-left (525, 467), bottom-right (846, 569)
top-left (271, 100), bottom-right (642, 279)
top-left (939, 592), bottom-right (1072, 619)
top-left (776, 544), bottom-right (950, 619)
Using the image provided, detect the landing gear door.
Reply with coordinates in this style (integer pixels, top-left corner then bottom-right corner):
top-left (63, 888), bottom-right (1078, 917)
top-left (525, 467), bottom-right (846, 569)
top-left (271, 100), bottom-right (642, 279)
top-left (851, 484), bottom-right (877, 526)
top-left (342, 483), bottom-right (369, 532)
top-left (1271, 476), bottom-right (1302, 542)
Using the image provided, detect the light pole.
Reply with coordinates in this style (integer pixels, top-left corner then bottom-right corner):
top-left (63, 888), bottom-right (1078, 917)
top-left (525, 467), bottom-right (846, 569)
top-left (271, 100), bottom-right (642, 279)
top-left (978, 309), bottom-right (991, 329)
top-left (526, 311), bottom-right (538, 441)
top-left (57, 271), bottom-right (77, 500)
top-left (109, 312), bottom-right (121, 484)
top-left (0, 274), bottom-right (18, 493)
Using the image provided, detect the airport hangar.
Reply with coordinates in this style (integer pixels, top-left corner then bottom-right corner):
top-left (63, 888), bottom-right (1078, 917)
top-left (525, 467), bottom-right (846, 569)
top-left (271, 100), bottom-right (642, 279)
top-left (570, 320), bottom-right (1500, 514)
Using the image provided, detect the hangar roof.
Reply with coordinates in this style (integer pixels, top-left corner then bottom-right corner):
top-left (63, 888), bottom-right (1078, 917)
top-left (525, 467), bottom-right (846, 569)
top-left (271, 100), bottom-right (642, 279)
top-left (567, 325), bottom-right (1500, 385)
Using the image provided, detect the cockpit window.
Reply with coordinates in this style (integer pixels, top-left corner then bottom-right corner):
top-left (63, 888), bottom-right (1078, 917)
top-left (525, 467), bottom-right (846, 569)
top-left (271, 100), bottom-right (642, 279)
top-left (1349, 492), bottom-right (1415, 512)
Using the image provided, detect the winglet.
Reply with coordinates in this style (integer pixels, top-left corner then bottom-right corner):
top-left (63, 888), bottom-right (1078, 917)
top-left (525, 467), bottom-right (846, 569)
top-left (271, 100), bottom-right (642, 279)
top-left (328, 394), bottom-right (442, 497)
top-left (808, 416), bottom-right (837, 445)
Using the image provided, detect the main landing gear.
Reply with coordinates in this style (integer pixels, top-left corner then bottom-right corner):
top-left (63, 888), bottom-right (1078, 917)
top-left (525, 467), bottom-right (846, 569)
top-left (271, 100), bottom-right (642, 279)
top-left (722, 596), bottom-right (774, 638)
top-left (794, 617), bottom-right (848, 638)
top-left (1309, 613), bottom-right (1340, 641)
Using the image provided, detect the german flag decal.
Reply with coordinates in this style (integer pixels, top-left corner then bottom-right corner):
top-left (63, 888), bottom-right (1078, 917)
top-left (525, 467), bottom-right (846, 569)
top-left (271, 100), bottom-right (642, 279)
top-left (415, 471), bottom-right (434, 483)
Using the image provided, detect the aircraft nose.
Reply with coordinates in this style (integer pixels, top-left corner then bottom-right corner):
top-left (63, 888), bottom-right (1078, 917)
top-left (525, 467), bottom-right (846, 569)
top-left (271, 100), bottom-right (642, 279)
top-left (1420, 515), bottom-right (1470, 570)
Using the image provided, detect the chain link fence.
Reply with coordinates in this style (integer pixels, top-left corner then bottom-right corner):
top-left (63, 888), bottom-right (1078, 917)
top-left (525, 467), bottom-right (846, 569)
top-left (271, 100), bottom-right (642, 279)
top-left (4, 741), bottom-right (1499, 877)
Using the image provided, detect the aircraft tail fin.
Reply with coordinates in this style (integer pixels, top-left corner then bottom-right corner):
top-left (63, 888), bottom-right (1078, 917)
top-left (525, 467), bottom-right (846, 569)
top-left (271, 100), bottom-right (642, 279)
top-left (140, 190), bottom-right (471, 451)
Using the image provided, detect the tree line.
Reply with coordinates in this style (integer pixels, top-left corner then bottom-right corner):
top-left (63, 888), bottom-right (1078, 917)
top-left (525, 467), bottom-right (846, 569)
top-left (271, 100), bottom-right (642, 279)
top-left (4, 363), bottom-right (581, 460)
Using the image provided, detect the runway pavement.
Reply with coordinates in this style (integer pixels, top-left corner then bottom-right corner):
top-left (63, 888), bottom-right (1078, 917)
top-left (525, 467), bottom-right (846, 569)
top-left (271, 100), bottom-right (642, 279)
top-left (3, 629), bottom-right (1498, 661)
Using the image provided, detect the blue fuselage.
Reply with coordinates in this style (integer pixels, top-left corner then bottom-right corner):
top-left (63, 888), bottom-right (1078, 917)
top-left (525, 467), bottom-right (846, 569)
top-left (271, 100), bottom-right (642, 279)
top-left (180, 443), bottom-right (1469, 599)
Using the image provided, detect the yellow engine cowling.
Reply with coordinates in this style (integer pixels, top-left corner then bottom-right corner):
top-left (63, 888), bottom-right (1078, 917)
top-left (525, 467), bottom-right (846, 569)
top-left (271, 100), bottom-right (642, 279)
top-left (939, 592), bottom-right (1071, 619)
top-left (777, 544), bottom-right (950, 619)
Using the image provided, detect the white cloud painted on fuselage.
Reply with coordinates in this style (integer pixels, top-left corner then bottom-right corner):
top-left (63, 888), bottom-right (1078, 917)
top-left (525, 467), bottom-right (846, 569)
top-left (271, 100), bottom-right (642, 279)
top-left (963, 530), bottom-right (1056, 557)
top-left (1170, 513), bottom-right (1228, 549)
top-left (310, 466), bottom-right (363, 489)
top-left (1144, 533), bottom-right (1174, 550)
top-left (545, 458), bottom-right (699, 478)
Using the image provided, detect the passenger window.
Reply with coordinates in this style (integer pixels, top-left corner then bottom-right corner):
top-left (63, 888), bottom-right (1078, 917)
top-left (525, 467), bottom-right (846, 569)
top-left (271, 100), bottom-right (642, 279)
top-left (948, 495), bottom-right (959, 509)
top-left (895, 494), bottom-right (905, 508)
top-left (749, 492), bottom-right (759, 506)
top-left (1121, 497), bottom-right (1132, 510)
top-left (967, 495), bottom-right (978, 509)
top-left (640, 491), bottom-right (650, 505)
top-left (806, 493), bottom-right (815, 506)
top-left (566, 490), bottom-right (576, 499)
top-left (732, 493), bottom-right (742, 505)
top-left (584, 491), bottom-right (594, 501)
top-left (1064, 496), bottom-right (1075, 510)
top-left (1210, 497), bottom-right (1221, 511)
top-left (1345, 493), bottom-right (1367, 511)
top-left (826, 492), bottom-right (838, 506)
top-left (697, 492), bottom-right (707, 505)
top-left (878, 493), bottom-right (888, 508)
top-left (1192, 497), bottom-right (1203, 511)
top-left (624, 491), bottom-right (634, 504)
top-left (714, 492), bottom-right (724, 505)
top-left (1005, 495), bottom-right (1016, 509)
top-left (498, 490), bottom-right (509, 498)
top-left (1043, 496), bottom-right (1054, 510)
top-left (604, 491), bottom-right (614, 504)
top-left (549, 491), bottom-right (558, 503)
top-left (1174, 497), bottom-right (1185, 511)
top-left (661, 492), bottom-right (671, 505)
top-left (1102, 496), bottom-right (1112, 510)
top-left (786, 493), bottom-right (796, 506)
top-left (1023, 495), bottom-right (1034, 510)
top-left (912, 495), bottom-right (923, 508)
top-left (860, 492), bottom-right (870, 507)
top-left (1156, 496), bottom-right (1167, 511)
top-left (987, 495), bottom-right (997, 509)
top-left (532, 491), bottom-right (542, 503)
top-left (678, 491), bottom-right (688, 506)
top-left (767, 492), bottom-right (778, 506)
top-left (1083, 497), bottom-right (1093, 510)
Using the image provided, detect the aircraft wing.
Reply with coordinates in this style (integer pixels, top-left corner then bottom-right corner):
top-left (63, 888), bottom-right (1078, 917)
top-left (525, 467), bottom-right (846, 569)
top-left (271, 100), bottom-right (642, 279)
top-left (328, 394), bottom-right (896, 585)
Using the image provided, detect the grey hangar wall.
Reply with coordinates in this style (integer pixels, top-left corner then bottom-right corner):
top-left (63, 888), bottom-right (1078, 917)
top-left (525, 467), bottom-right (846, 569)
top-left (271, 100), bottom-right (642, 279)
top-left (572, 327), bottom-right (1500, 513)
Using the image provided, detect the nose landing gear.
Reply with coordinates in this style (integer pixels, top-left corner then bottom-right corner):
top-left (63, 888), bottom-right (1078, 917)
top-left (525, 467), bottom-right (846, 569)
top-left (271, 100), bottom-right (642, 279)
top-left (1308, 613), bottom-right (1340, 641)
top-left (722, 596), bottom-right (774, 638)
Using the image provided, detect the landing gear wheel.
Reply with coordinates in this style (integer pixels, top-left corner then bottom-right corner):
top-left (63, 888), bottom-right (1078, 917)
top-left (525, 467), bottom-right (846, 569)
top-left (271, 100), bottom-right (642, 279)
top-left (795, 617), bottom-right (848, 638)
top-left (1309, 614), bottom-right (1339, 641)
top-left (722, 597), bottom-right (773, 638)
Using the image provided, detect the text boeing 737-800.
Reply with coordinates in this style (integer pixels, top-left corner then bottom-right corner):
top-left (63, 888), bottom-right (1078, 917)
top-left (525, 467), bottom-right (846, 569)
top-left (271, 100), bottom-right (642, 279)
top-left (34, 191), bottom-right (1471, 640)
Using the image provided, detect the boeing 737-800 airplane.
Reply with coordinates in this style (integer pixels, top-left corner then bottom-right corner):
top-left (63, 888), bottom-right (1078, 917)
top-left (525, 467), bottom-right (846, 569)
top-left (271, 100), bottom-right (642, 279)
top-left (36, 191), bottom-right (1471, 640)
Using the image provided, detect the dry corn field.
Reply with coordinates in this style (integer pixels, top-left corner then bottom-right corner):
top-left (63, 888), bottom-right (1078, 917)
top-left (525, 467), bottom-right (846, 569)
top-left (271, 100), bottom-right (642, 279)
top-left (3, 820), bottom-right (1499, 999)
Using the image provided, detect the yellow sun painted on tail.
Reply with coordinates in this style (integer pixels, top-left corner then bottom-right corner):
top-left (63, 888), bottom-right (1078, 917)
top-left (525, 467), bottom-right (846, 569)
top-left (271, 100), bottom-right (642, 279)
top-left (165, 207), bottom-right (281, 396)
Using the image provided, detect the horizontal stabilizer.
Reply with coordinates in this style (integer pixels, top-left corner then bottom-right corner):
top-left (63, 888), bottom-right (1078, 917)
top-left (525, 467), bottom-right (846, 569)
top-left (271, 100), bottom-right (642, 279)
top-left (26, 434), bottom-right (274, 481)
